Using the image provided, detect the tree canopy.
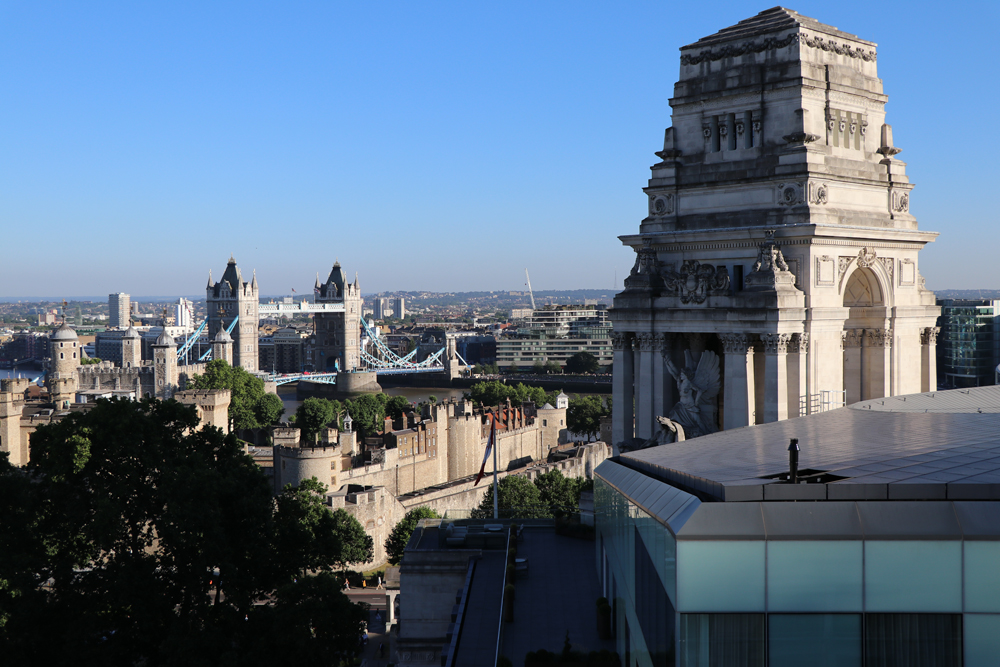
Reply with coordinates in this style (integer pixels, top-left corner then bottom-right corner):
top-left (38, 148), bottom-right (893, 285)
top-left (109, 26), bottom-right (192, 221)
top-left (534, 469), bottom-right (591, 517)
top-left (567, 395), bottom-right (611, 441)
top-left (469, 381), bottom-right (556, 409)
top-left (0, 397), bottom-right (367, 665)
top-left (189, 359), bottom-right (282, 430)
top-left (472, 475), bottom-right (552, 519)
top-left (344, 393), bottom-right (386, 439)
top-left (565, 351), bottom-right (601, 374)
top-left (385, 507), bottom-right (440, 565)
top-left (295, 397), bottom-right (337, 444)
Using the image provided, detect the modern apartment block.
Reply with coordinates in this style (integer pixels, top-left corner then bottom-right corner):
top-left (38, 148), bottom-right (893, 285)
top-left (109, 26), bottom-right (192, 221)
top-left (496, 305), bottom-right (612, 370)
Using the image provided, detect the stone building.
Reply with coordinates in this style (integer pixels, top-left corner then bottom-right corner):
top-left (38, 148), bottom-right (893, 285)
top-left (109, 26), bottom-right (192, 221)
top-left (206, 256), bottom-right (259, 373)
top-left (311, 262), bottom-right (363, 372)
top-left (612, 8), bottom-right (940, 445)
top-left (270, 397), bottom-right (607, 567)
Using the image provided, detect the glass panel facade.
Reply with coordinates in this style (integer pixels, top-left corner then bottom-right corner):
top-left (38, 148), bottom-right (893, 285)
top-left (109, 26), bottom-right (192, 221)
top-left (937, 299), bottom-right (1000, 388)
top-left (768, 614), bottom-right (862, 667)
top-left (964, 614), bottom-right (1000, 667)
top-left (635, 527), bottom-right (675, 667)
top-left (864, 614), bottom-right (962, 667)
top-left (965, 542), bottom-right (1000, 612)
top-left (865, 541), bottom-right (962, 612)
top-left (678, 614), bottom-right (764, 667)
top-left (677, 542), bottom-right (764, 612)
top-left (767, 541), bottom-right (862, 612)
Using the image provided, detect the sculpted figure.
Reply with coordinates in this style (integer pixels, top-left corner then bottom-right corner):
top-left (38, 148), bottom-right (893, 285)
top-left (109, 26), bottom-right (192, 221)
top-left (663, 350), bottom-right (721, 438)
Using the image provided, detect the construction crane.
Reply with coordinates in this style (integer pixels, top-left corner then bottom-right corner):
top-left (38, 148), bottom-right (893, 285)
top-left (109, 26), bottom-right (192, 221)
top-left (524, 268), bottom-right (537, 310)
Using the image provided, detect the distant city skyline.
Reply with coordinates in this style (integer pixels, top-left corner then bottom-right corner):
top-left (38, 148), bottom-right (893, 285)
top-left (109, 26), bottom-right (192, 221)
top-left (1, 1), bottom-right (996, 297)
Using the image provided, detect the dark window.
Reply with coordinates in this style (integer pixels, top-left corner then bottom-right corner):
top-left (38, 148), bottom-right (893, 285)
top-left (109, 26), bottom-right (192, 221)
top-left (679, 614), bottom-right (764, 667)
top-left (864, 614), bottom-right (962, 667)
top-left (635, 527), bottom-right (674, 667)
top-left (769, 614), bottom-right (861, 667)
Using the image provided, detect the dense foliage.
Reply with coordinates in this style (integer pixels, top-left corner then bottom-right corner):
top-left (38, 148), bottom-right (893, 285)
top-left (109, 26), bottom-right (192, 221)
top-left (468, 381), bottom-right (557, 409)
top-left (471, 474), bottom-right (552, 519)
top-left (342, 393), bottom-right (412, 439)
top-left (189, 359), bottom-right (284, 430)
top-left (564, 351), bottom-right (601, 375)
top-left (0, 397), bottom-right (366, 665)
top-left (533, 469), bottom-right (592, 517)
top-left (295, 397), bottom-right (339, 444)
top-left (566, 395), bottom-right (611, 441)
top-left (384, 507), bottom-right (441, 565)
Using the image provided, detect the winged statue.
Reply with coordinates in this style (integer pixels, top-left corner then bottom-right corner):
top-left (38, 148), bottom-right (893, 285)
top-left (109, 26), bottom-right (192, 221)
top-left (663, 349), bottom-right (721, 438)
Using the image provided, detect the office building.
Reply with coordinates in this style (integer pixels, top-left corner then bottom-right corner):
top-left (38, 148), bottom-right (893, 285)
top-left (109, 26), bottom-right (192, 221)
top-left (596, 384), bottom-right (1000, 667)
top-left (937, 299), bottom-right (1000, 388)
top-left (496, 305), bottom-right (612, 370)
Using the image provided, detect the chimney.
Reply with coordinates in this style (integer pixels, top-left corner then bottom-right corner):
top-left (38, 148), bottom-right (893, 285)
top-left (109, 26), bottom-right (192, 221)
top-left (788, 438), bottom-right (800, 484)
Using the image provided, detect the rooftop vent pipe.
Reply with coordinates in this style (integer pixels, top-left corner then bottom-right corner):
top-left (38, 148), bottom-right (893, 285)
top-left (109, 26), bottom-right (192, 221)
top-left (788, 438), bottom-right (800, 484)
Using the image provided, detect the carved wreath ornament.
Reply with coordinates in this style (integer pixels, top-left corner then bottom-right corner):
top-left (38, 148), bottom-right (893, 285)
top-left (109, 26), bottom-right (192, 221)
top-left (662, 260), bottom-right (731, 304)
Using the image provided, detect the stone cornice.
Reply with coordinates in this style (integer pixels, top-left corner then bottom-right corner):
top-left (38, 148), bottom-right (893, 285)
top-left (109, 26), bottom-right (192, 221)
top-left (621, 226), bottom-right (937, 253)
top-left (679, 31), bottom-right (877, 66)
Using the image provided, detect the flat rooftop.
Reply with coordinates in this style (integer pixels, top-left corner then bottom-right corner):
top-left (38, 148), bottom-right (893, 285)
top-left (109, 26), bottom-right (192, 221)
top-left (622, 386), bottom-right (1000, 502)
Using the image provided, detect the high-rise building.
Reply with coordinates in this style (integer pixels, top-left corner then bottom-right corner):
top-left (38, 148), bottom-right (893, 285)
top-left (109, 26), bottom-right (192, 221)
top-left (393, 297), bottom-right (405, 320)
top-left (937, 299), bottom-right (1000, 388)
top-left (611, 7), bottom-right (940, 445)
top-left (176, 298), bottom-right (194, 328)
top-left (109, 293), bottom-right (130, 329)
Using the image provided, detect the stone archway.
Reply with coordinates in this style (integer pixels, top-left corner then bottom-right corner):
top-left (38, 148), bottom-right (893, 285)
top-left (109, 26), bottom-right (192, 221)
top-left (842, 267), bottom-right (891, 403)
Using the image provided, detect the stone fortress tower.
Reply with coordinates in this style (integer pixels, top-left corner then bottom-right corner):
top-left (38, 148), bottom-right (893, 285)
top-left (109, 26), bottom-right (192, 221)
top-left (611, 8), bottom-right (940, 445)
top-left (206, 256), bottom-right (259, 373)
top-left (313, 262), bottom-right (362, 372)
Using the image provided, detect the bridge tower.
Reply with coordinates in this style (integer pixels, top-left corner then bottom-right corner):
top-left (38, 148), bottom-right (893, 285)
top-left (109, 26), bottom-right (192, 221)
top-left (206, 256), bottom-right (259, 373)
top-left (312, 262), bottom-right (362, 372)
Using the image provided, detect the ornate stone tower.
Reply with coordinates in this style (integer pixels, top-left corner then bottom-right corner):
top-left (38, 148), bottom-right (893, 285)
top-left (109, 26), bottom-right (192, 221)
top-left (611, 8), bottom-right (940, 446)
top-left (121, 323), bottom-right (142, 368)
top-left (313, 262), bottom-right (363, 372)
top-left (152, 330), bottom-right (178, 399)
top-left (206, 257), bottom-right (259, 373)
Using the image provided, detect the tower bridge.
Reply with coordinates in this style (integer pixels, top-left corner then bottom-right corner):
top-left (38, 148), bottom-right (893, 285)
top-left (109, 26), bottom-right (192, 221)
top-left (180, 257), bottom-right (470, 383)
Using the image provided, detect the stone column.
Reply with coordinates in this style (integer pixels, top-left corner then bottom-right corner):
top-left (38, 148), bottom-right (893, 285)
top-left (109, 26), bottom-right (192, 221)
top-left (866, 329), bottom-right (891, 399)
top-left (843, 329), bottom-right (863, 405)
top-left (650, 333), bottom-right (665, 422)
top-left (720, 333), bottom-right (755, 430)
top-left (660, 333), bottom-right (678, 421)
top-left (634, 333), bottom-right (655, 440)
top-left (386, 590), bottom-right (398, 624)
top-left (761, 333), bottom-right (791, 423)
top-left (611, 333), bottom-right (635, 445)
top-left (786, 333), bottom-right (808, 418)
top-left (921, 327), bottom-right (940, 392)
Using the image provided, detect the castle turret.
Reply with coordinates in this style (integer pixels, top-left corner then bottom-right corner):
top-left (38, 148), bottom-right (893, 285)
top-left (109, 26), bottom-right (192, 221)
top-left (152, 330), bottom-right (178, 399)
top-left (0, 390), bottom-right (26, 466)
top-left (121, 323), bottom-right (142, 368)
top-left (47, 322), bottom-right (79, 406)
top-left (212, 327), bottom-right (234, 366)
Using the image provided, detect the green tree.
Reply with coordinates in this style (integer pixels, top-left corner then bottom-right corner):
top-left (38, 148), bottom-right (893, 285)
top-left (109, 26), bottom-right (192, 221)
top-left (257, 392), bottom-right (285, 426)
top-left (470, 380), bottom-right (513, 407)
top-left (472, 475), bottom-right (552, 519)
top-left (0, 397), bottom-right (366, 665)
top-left (385, 394), bottom-right (412, 422)
top-left (190, 359), bottom-right (271, 430)
top-left (565, 351), bottom-right (600, 374)
top-left (544, 360), bottom-right (562, 375)
top-left (329, 508), bottom-right (374, 570)
top-left (295, 397), bottom-right (335, 444)
top-left (385, 507), bottom-right (440, 565)
top-left (534, 469), bottom-right (589, 516)
top-left (344, 393), bottom-right (387, 438)
top-left (567, 395), bottom-right (609, 441)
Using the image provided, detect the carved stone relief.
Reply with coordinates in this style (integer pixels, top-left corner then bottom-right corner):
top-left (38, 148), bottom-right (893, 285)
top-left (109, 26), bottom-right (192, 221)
top-left (808, 182), bottom-right (829, 205)
top-left (745, 231), bottom-right (796, 289)
top-left (890, 190), bottom-right (910, 213)
top-left (649, 193), bottom-right (675, 216)
top-left (718, 332), bottom-right (752, 355)
top-left (680, 33), bottom-right (877, 65)
top-left (662, 260), bottom-right (731, 304)
top-left (761, 333), bottom-right (792, 354)
top-left (877, 257), bottom-right (894, 285)
top-left (776, 182), bottom-right (803, 206)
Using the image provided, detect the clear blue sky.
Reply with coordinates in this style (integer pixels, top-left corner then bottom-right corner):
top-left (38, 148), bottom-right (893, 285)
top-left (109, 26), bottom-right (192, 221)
top-left (1, 1), bottom-right (997, 298)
